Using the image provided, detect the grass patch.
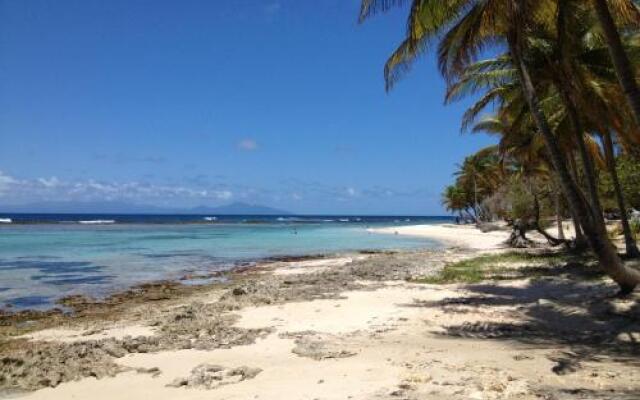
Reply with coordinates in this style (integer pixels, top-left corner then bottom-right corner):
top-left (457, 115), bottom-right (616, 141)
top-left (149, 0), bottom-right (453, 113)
top-left (411, 251), bottom-right (593, 284)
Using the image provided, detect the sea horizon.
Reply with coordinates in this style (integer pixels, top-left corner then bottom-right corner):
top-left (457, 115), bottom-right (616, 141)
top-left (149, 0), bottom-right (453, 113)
top-left (0, 212), bottom-right (453, 225)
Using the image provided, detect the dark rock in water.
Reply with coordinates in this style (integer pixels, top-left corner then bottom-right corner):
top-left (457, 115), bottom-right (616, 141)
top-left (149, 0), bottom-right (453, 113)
top-left (5, 296), bottom-right (53, 309)
top-left (57, 294), bottom-right (98, 310)
top-left (263, 254), bottom-right (325, 263)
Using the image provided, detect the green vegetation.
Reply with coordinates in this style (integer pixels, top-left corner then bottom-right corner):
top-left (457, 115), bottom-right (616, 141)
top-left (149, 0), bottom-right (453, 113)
top-left (630, 219), bottom-right (640, 240)
top-left (360, 0), bottom-right (640, 292)
top-left (412, 252), bottom-right (596, 284)
top-left (600, 156), bottom-right (640, 211)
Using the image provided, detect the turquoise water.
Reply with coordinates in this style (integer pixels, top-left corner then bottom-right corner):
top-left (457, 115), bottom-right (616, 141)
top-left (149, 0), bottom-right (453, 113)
top-left (0, 220), bottom-right (444, 310)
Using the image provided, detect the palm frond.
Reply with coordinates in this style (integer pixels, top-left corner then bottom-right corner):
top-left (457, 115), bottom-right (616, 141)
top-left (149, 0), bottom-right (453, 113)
top-left (359, 0), bottom-right (408, 22)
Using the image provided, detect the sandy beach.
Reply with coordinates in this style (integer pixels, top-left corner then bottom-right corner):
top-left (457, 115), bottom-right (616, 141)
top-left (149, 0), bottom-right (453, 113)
top-left (1, 224), bottom-right (639, 400)
top-left (369, 222), bottom-right (581, 251)
top-left (369, 224), bottom-right (510, 250)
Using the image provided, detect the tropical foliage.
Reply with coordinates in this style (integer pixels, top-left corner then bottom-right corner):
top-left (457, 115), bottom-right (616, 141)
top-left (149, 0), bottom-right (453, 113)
top-left (600, 155), bottom-right (640, 210)
top-left (360, 0), bottom-right (640, 293)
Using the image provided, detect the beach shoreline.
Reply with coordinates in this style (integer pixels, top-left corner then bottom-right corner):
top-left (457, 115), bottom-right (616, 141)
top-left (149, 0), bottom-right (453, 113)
top-left (1, 223), bottom-right (639, 399)
top-left (0, 222), bottom-right (481, 314)
top-left (368, 223), bottom-right (510, 250)
top-left (0, 218), bottom-right (445, 311)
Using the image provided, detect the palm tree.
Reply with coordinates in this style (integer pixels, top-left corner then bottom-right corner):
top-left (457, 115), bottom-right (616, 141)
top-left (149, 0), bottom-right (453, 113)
top-left (550, 1), bottom-right (640, 256)
top-left (442, 184), bottom-right (469, 219)
top-left (449, 11), bottom-right (640, 257)
top-left (359, 0), bottom-right (640, 293)
top-left (591, 0), bottom-right (640, 124)
top-left (602, 131), bottom-right (640, 256)
top-left (439, 1), bottom-right (608, 249)
top-left (455, 146), bottom-right (503, 221)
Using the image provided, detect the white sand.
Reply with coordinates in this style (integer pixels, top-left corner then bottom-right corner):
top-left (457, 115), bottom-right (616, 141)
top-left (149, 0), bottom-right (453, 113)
top-left (370, 223), bottom-right (509, 250)
top-left (21, 281), bottom-right (638, 400)
top-left (371, 221), bottom-right (584, 250)
top-left (16, 285), bottom-right (522, 400)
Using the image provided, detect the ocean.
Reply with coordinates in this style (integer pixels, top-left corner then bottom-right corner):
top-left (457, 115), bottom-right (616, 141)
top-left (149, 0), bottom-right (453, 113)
top-left (0, 214), bottom-right (450, 310)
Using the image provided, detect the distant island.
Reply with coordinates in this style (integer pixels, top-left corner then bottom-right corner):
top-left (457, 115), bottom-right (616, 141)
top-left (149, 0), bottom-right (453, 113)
top-left (0, 201), bottom-right (291, 215)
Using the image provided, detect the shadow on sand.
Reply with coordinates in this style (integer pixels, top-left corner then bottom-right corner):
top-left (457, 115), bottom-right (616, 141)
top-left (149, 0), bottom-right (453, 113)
top-left (404, 259), bottom-right (640, 399)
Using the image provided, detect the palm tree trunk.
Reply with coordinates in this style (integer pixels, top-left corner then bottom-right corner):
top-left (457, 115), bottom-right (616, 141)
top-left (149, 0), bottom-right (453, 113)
top-left (464, 207), bottom-right (477, 223)
top-left (553, 78), bottom-right (606, 231)
top-left (555, 191), bottom-right (566, 240)
top-left (592, 0), bottom-right (640, 124)
top-left (473, 175), bottom-right (479, 222)
top-left (551, 0), bottom-right (605, 230)
top-left (572, 214), bottom-right (586, 243)
top-left (533, 193), bottom-right (564, 246)
top-left (603, 130), bottom-right (640, 257)
top-left (567, 154), bottom-right (587, 247)
top-left (508, 32), bottom-right (640, 293)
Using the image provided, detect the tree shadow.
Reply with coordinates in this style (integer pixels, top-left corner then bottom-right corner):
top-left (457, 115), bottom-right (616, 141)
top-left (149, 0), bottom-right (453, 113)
top-left (404, 272), bottom-right (640, 399)
top-left (405, 268), bottom-right (640, 367)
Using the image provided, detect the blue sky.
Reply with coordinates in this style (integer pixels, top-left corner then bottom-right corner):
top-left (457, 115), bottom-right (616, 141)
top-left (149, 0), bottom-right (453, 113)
top-left (0, 0), bottom-right (494, 215)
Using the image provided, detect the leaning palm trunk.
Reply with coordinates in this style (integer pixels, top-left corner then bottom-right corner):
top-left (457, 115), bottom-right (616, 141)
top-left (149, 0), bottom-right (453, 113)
top-left (553, 77), bottom-right (607, 232)
top-left (593, 0), bottom-right (640, 124)
top-left (505, 219), bottom-right (535, 248)
top-left (508, 31), bottom-right (640, 293)
top-left (603, 131), bottom-right (640, 257)
top-left (572, 214), bottom-right (587, 245)
top-left (551, 0), bottom-right (606, 231)
top-left (554, 191), bottom-right (566, 240)
top-left (533, 194), bottom-right (564, 246)
top-left (566, 155), bottom-right (588, 247)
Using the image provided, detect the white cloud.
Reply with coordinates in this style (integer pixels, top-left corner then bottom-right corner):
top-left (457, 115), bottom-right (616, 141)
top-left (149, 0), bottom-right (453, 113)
top-left (0, 171), bottom-right (17, 195)
top-left (214, 190), bottom-right (233, 200)
top-left (0, 173), bottom-right (239, 206)
top-left (237, 138), bottom-right (258, 151)
top-left (0, 170), bottom-right (433, 212)
top-left (37, 177), bottom-right (61, 188)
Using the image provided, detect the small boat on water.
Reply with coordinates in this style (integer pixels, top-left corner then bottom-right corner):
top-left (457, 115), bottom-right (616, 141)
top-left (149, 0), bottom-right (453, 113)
top-left (0, 218), bottom-right (12, 224)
